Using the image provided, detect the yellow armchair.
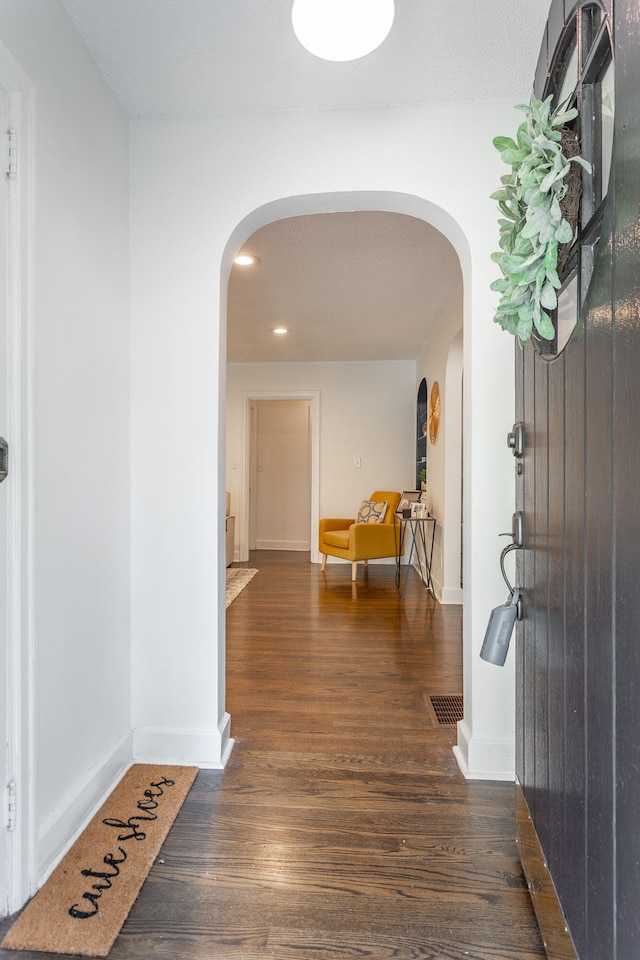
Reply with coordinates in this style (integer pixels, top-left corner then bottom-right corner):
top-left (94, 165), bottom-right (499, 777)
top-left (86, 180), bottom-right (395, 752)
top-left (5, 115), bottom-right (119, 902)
top-left (319, 491), bottom-right (402, 581)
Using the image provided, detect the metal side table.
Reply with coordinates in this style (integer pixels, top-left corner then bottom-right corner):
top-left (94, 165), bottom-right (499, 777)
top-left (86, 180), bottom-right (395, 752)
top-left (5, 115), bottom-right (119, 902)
top-left (394, 513), bottom-right (436, 599)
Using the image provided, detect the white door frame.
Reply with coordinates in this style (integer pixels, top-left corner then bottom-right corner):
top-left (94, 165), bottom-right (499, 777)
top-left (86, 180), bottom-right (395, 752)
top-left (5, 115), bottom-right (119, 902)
top-left (239, 391), bottom-right (320, 563)
top-left (0, 42), bottom-right (36, 917)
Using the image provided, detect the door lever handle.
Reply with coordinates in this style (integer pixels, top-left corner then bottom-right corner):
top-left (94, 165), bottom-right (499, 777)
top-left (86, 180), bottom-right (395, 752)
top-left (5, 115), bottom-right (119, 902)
top-left (498, 512), bottom-right (524, 548)
top-left (498, 512), bottom-right (524, 616)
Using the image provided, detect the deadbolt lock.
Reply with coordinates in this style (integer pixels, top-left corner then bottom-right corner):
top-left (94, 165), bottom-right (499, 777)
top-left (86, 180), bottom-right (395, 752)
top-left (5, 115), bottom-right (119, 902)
top-left (507, 422), bottom-right (525, 459)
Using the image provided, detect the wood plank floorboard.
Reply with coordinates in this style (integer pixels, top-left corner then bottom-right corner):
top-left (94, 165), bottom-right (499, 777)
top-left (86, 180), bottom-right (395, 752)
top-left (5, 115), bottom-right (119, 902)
top-left (0, 551), bottom-right (545, 959)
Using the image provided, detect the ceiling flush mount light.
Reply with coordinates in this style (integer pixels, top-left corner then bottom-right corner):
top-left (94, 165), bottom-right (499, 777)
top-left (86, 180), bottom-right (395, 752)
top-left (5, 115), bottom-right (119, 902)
top-left (234, 254), bottom-right (259, 266)
top-left (272, 327), bottom-right (288, 335)
top-left (292, 0), bottom-right (395, 62)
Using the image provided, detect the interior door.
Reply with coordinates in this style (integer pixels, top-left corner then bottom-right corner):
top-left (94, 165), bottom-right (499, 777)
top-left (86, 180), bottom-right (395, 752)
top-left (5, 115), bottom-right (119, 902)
top-left (252, 399), bottom-right (311, 551)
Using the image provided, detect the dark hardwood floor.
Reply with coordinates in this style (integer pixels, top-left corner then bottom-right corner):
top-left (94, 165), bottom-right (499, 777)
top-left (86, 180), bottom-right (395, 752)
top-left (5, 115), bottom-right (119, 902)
top-left (0, 551), bottom-right (545, 959)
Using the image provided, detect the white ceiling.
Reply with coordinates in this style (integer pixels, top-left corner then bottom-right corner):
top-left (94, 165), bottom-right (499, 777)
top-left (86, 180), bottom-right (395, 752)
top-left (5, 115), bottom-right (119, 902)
top-left (227, 212), bottom-right (462, 362)
top-left (60, 0), bottom-right (551, 119)
top-left (60, 0), bottom-right (551, 363)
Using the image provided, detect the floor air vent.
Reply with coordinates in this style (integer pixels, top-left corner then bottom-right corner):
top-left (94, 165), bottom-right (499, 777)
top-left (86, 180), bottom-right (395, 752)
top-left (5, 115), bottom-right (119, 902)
top-left (427, 695), bottom-right (464, 725)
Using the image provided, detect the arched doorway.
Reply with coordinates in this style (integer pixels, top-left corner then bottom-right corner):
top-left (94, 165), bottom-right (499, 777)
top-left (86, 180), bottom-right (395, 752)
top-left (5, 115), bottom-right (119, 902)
top-left (225, 204), bottom-right (463, 573)
top-left (221, 190), bottom-right (471, 751)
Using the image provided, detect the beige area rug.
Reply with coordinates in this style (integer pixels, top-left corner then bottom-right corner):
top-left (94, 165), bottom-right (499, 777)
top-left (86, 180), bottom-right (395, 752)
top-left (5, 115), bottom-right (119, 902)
top-left (226, 567), bottom-right (258, 608)
top-left (1, 764), bottom-right (198, 957)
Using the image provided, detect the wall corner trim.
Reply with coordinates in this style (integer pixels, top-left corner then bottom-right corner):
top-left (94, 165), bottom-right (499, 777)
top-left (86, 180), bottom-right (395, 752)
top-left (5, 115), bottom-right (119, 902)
top-left (439, 585), bottom-right (464, 605)
top-left (453, 719), bottom-right (515, 781)
top-left (132, 717), bottom-right (234, 770)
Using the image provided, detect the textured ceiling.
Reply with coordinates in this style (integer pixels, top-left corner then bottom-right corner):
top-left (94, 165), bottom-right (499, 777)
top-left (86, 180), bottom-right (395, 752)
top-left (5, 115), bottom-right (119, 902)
top-left (60, 0), bottom-right (551, 119)
top-left (59, 0), bottom-right (550, 362)
top-left (227, 212), bottom-right (462, 362)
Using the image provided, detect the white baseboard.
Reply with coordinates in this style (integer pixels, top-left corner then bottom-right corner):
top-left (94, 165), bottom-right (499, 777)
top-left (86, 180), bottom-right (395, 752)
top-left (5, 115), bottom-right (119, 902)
top-left (254, 539), bottom-right (310, 551)
top-left (38, 731), bottom-right (133, 885)
top-left (440, 584), bottom-right (464, 604)
top-left (133, 712), bottom-right (234, 770)
top-left (453, 719), bottom-right (515, 782)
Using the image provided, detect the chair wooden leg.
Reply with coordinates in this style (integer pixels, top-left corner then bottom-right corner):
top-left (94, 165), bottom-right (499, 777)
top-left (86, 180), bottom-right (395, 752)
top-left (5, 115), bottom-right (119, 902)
top-left (352, 561), bottom-right (358, 581)
top-left (321, 554), bottom-right (327, 571)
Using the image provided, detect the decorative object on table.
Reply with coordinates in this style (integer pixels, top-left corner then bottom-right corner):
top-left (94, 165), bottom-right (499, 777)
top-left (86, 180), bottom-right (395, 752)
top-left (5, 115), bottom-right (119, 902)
top-left (397, 490), bottom-right (422, 515)
top-left (489, 92), bottom-right (591, 344)
top-left (428, 381), bottom-right (441, 445)
top-left (319, 490), bottom-right (401, 582)
top-left (398, 490), bottom-right (422, 510)
top-left (226, 567), bottom-right (258, 608)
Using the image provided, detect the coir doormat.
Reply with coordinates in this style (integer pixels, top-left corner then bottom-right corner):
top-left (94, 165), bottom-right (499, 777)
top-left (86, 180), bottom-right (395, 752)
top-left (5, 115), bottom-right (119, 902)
top-left (2, 764), bottom-right (198, 957)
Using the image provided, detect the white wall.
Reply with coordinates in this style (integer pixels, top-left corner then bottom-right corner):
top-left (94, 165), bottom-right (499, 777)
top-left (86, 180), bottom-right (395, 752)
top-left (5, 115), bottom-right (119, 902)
top-left (130, 101), bottom-right (519, 780)
top-left (227, 361), bottom-right (415, 562)
top-left (0, 0), bottom-right (131, 894)
top-left (414, 292), bottom-right (464, 604)
top-left (0, 0), bottom-right (532, 920)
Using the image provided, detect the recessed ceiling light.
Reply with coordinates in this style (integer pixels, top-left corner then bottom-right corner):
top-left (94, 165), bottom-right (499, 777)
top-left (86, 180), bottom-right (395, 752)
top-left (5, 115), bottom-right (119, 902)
top-left (292, 0), bottom-right (395, 62)
top-left (272, 328), bottom-right (288, 335)
top-left (234, 254), bottom-right (259, 266)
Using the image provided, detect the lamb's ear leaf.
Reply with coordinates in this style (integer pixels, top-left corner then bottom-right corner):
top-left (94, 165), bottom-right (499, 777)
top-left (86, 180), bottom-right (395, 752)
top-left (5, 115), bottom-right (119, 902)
top-left (546, 267), bottom-right (562, 289)
top-left (516, 304), bottom-right (534, 343)
top-left (540, 167), bottom-right (561, 192)
top-left (555, 219), bottom-right (574, 244)
top-left (493, 136), bottom-right (518, 152)
top-left (553, 107), bottom-right (579, 125)
top-left (501, 148), bottom-right (528, 165)
top-left (534, 308), bottom-right (556, 341)
top-left (571, 155), bottom-right (593, 172)
top-left (540, 281), bottom-right (558, 311)
top-left (544, 237), bottom-right (558, 269)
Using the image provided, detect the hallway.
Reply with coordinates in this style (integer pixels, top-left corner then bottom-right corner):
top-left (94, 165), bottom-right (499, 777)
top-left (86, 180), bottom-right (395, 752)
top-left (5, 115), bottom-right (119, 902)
top-left (1, 552), bottom-right (544, 959)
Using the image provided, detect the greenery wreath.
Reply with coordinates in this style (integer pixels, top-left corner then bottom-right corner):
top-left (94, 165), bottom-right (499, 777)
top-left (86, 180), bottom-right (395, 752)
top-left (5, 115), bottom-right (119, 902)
top-left (490, 92), bottom-right (591, 344)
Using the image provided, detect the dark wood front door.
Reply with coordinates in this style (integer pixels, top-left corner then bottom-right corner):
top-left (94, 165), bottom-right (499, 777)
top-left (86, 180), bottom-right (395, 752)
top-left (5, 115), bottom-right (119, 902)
top-left (515, 2), bottom-right (640, 958)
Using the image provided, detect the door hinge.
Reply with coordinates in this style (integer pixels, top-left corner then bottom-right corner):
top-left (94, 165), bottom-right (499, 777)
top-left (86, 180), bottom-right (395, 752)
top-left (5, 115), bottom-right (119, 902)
top-left (0, 436), bottom-right (8, 483)
top-left (5, 128), bottom-right (17, 181)
top-left (6, 780), bottom-right (17, 831)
